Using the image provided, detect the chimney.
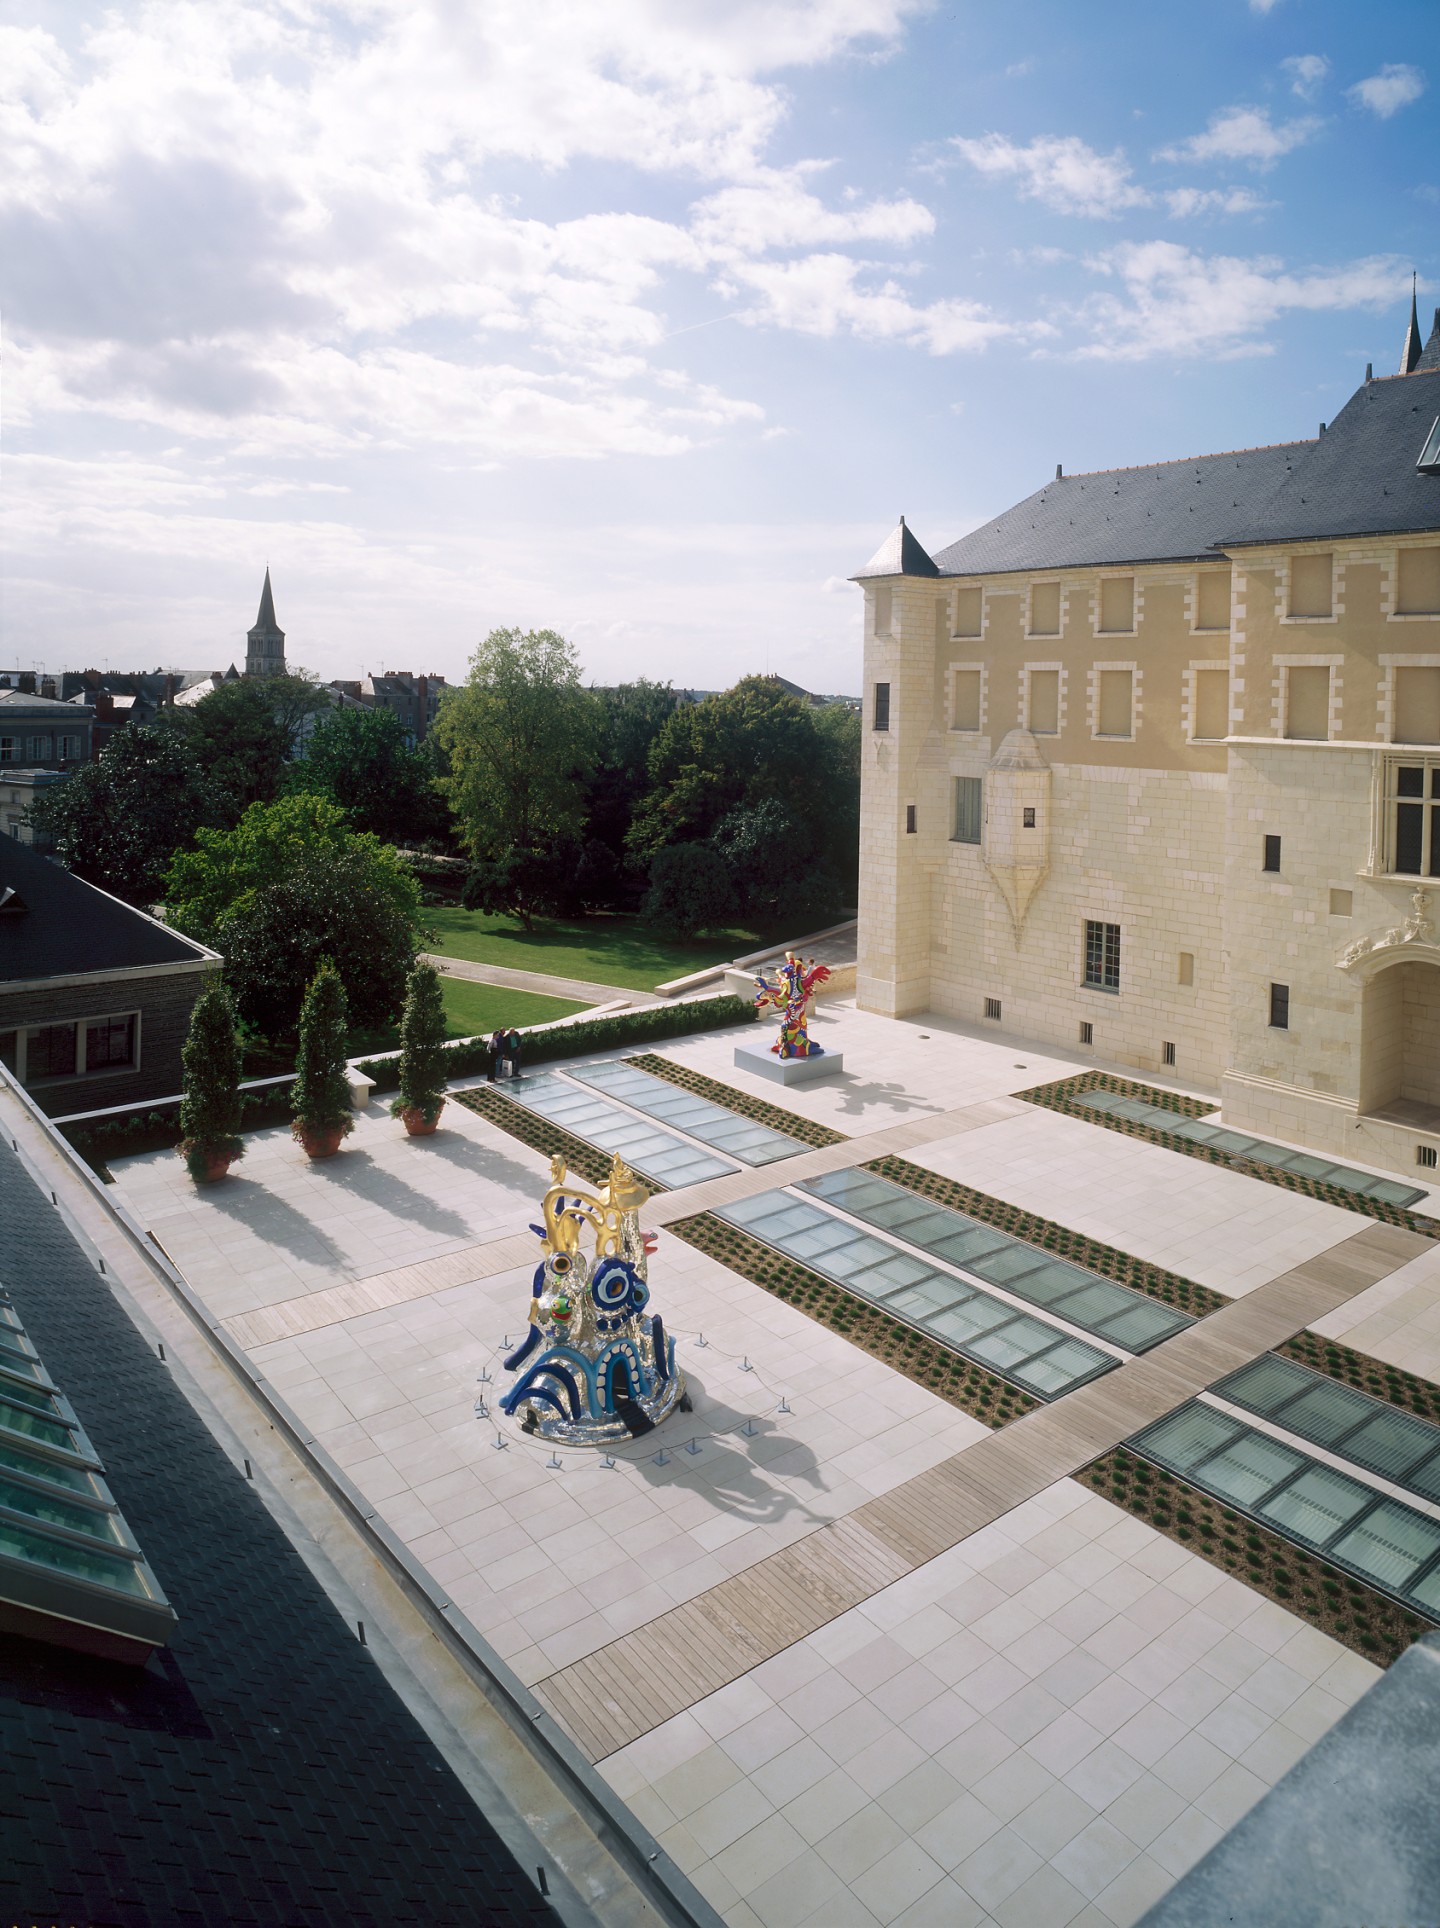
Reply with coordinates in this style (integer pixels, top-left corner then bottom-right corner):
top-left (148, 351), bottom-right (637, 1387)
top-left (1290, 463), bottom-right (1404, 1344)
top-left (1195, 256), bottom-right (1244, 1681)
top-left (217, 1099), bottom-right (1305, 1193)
top-left (18, 672), bottom-right (36, 694)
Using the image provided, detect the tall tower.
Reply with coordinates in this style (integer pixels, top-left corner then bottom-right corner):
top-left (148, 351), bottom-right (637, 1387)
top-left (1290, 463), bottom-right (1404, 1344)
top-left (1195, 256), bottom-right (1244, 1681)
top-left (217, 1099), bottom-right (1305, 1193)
top-left (245, 568), bottom-right (287, 678)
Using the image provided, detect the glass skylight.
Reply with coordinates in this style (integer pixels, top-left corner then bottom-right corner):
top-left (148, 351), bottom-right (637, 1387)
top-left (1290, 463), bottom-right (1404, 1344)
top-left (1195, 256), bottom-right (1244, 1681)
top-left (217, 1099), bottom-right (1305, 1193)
top-left (715, 1189), bottom-right (1116, 1400)
top-left (1070, 1091), bottom-right (1427, 1207)
top-left (801, 1168), bottom-right (1192, 1352)
top-left (568, 1061), bottom-right (807, 1165)
top-left (502, 1074), bottom-right (738, 1188)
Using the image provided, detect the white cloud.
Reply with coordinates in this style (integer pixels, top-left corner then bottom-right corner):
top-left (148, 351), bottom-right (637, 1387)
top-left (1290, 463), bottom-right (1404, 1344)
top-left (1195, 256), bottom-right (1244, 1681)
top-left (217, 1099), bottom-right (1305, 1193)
top-left (1072, 242), bottom-right (1411, 360)
top-left (1156, 106), bottom-right (1321, 168)
top-left (724, 252), bottom-right (1009, 354)
top-left (692, 166), bottom-right (934, 257)
top-left (1347, 64), bottom-right (1427, 118)
top-left (1249, 0), bottom-right (1283, 13)
top-left (1282, 54), bottom-right (1329, 99)
top-left (1163, 186), bottom-right (1270, 218)
top-left (950, 132), bottom-right (1149, 218)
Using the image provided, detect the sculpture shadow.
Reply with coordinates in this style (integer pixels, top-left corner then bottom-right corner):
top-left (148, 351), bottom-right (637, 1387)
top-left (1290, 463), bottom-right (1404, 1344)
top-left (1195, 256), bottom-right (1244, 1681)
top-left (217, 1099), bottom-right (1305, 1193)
top-left (201, 1176), bottom-right (347, 1269)
top-left (828, 1074), bottom-right (944, 1120)
top-left (621, 1383), bottom-right (833, 1527)
top-left (410, 1129), bottom-right (551, 1199)
top-left (306, 1150), bottom-right (474, 1241)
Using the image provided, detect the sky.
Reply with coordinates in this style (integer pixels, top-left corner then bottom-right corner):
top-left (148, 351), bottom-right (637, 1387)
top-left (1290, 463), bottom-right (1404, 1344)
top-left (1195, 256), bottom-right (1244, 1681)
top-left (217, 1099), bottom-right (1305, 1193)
top-left (1, 0), bottom-right (1436, 695)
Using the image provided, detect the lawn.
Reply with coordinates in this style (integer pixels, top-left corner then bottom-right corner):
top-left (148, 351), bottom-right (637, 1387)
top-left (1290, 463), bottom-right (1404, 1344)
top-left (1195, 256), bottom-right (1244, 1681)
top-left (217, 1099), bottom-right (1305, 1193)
top-left (424, 908), bottom-right (789, 992)
top-left (243, 978), bottom-right (587, 1076)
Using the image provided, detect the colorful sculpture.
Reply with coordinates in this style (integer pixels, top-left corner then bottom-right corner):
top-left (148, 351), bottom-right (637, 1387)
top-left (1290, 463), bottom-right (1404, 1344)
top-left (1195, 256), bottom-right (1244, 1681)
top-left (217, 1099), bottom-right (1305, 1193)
top-left (753, 952), bottom-right (832, 1059)
top-left (499, 1153), bottom-right (685, 1444)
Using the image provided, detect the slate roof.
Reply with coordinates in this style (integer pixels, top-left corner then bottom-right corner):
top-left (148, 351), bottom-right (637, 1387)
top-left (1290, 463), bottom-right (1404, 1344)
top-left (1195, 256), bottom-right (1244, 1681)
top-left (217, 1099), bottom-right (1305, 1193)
top-left (0, 1140), bottom-right (556, 1928)
top-left (0, 688), bottom-right (91, 719)
top-left (929, 440), bottom-right (1310, 577)
top-left (0, 836), bottom-right (213, 983)
top-left (853, 517), bottom-right (940, 579)
top-left (250, 567), bottom-right (283, 641)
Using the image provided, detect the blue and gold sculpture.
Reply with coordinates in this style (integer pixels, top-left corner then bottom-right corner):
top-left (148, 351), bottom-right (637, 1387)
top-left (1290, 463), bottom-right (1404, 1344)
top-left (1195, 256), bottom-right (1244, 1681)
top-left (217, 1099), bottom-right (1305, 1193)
top-left (500, 1153), bottom-right (685, 1443)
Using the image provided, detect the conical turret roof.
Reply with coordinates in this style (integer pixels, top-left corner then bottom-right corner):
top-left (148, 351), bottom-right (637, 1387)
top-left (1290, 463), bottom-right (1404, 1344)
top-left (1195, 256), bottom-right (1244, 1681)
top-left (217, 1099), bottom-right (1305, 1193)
top-left (254, 567), bottom-right (279, 631)
top-left (1401, 281), bottom-right (1424, 373)
top-left (852, 516), bottom-right (939, 580)
top-left (1416, 307), bottom-right (1440, 375)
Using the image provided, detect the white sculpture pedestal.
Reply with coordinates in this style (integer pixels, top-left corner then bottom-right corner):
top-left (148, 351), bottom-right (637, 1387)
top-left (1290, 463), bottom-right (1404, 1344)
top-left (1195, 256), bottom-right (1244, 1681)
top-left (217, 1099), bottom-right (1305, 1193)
top-left (734, 1044), bottom-right (844, 1086)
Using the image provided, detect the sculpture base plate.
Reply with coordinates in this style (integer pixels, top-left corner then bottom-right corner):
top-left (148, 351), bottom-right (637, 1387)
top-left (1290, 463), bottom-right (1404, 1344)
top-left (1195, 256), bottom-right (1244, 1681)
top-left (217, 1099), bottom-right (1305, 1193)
top-left (734, 1044), bottom-right (844, 1086)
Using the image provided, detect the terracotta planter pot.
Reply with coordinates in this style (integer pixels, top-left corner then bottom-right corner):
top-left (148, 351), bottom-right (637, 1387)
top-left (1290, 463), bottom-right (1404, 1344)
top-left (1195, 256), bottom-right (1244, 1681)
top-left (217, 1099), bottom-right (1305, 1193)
top-left (199, 1151), bottom-right (234, 1183)
top-left (296, 1123), bottom-right (345, 1160)
top-left (399, 1101), bottom-right (444, 1137)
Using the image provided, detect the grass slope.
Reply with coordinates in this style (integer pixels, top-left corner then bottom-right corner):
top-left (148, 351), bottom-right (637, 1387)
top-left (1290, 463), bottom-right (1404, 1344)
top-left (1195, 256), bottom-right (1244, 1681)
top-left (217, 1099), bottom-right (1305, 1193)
top-left (424, 907), bottom-right (785, 991)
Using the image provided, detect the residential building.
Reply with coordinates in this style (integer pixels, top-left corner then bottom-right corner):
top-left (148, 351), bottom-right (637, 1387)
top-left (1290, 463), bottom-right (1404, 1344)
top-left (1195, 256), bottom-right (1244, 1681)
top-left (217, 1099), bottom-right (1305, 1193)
top-left (0, 836), bottom-right (218, 1116)
top-left (349, 670), bottom-right (448, 742)
top-left (0, 689), bottom-right (94, 845)
top-left (855, 299), bottom-right (1440, 1180)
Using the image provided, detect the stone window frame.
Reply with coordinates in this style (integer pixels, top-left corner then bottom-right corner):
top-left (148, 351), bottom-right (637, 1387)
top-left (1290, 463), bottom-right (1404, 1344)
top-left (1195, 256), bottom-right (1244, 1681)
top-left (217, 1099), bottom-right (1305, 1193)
top-left (1387, 541), bottom-right (1440, 623)
top-left (11, 1008), bottom-right (143, 1088)
top-left (1183, 660), bottom-right (1230, 743)
top-left (1376, 751), bottom-right (1440, 880)
top-left (948, 662), bottom-right (987, 735)
top-left (1095, 572), bottom-right (1139, 638)
top-left (949, 583), bottom-right (986, 641)
top-left (870, 585), bottom-right (893, 638)
top-left (1377, 654), bottom-right (1440, 743)
top-left (1189, 567), bottom-right (1233, 635)
top-left (1019, 661), bottom-right (1065, 737)
top-left (1276, 549), bottom-right (1342, 625)
top-left (1088, 661), bottom-right (1141, 741)
top-left (1024, 577), bottom-right (1064, 640)
top-left (1271, 653), bottom-right (1343, 741)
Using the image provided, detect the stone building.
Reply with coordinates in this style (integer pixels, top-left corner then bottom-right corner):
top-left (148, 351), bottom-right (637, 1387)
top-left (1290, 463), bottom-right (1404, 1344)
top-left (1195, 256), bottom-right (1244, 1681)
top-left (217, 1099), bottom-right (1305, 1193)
top-left (855, 300), bottom-right (1440, 1179)
top-left (0, 688), bottom-right (94, 844)
top-left (245, 566), bottom-right (287, 678)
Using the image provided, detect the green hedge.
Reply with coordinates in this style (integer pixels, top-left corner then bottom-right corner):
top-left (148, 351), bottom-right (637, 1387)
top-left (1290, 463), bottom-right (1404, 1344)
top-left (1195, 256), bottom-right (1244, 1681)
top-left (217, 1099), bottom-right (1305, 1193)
top-left (65, 1082), bottom-right (297, 1176)
top-left (354, 993), bottom-right (756, 1094)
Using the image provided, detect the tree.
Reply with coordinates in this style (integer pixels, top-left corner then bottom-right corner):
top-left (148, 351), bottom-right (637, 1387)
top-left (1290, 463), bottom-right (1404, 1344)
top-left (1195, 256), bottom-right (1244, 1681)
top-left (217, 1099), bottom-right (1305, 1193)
top-left (581, 680), bottom-right (678, 893)
top-left (641, 842), bottom-right (733, 942)
top-left (163, 680), bottom-right (292, 818)
top-left (435, 629), bottom-right (594, 864)
top-left (288, 706), bottom-right (450, 846)
top-left (176, 980), bottom-right (245, 1181)
top-left (391, 962), bottom-right (448, 1127)
top-left (712, 797), bottom-right (843, 926)
top-left (27, 723), bottom-right (218, 905)
top-left (165, 794), bottom-right (427, 1040)
top-left (290, 962), bottom-right (354, 1149)
top-left (460, 842), bottom-right (580, 931)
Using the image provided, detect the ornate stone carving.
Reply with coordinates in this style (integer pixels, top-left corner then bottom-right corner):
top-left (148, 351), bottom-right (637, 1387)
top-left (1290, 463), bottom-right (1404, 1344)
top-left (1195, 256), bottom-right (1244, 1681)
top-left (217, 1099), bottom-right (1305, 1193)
top-left (1336, 886), bottom-right (1437, 973)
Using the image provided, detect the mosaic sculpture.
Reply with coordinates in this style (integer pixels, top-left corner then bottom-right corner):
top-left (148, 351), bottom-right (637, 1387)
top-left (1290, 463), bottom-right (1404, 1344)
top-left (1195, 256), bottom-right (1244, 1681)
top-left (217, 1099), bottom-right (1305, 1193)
top-left (753, 952), bottom-right (832, 1059)
top-left (500, 1153), bottom-right (685, 1443)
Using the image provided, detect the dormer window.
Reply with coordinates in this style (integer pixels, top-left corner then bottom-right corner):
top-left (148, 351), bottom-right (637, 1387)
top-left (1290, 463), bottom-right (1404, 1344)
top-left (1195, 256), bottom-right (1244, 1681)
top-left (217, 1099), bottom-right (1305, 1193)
top-left (1418, 417), bottom-right (1440, 475)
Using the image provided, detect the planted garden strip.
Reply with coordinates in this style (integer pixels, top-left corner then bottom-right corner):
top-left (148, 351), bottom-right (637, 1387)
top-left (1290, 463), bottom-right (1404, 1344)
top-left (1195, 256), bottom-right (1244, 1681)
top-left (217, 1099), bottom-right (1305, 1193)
top-left (1077, 1446), bottom-right (1433, 1668)
top-left (861, 1154), bottom-right (1226, 1319)
top-left (454, 1088), bottom-right (623, 1190)
top-left (1278, 1329), bottom-right (1440, 1428)
top-left (624, 1054), bottom-right (848, 1149)
top-left (667, 1211), bottom-right (1039, 1432)
top-left (1017, 1070), bottom-right (1440, 1239)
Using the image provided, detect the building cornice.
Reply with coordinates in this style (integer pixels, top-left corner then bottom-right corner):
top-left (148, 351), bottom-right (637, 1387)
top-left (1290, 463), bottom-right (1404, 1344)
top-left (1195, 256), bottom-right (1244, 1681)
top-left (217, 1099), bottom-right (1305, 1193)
top-left (0, 956), bottom-right (219, 998)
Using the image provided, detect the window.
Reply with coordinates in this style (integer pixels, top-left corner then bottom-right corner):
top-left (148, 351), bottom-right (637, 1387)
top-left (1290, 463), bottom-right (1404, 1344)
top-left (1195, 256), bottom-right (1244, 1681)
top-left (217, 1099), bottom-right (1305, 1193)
top-left (953, 776), bottom-right (983, 844)
top-left (1269, 983), bottom-right (1290, 1030)
top-left (1099, 576), bottom-right (1135, 633)
top-left (905, 804), bottom-right (916, 835)
top-left (951, 669), bottom-right (982, 732)
top-left (1289, 553), bottom-right (1333, 619)
top-left (1192, 668), bottom-right (1228, 741)
top-left (1195, 571), bottom-right (1231, 631)
top-left (1083, 920), bottom-right (1121, 992)
top-left (984, 997), bottom-right (1002, 1021)
top-left (1284, 666), bottom-right (1331, 740)
top-left (953, 586), bottom-right (983, 638)
top-left (872, 587), bottom-right (892, 636)
top-left (1396, 547), bottom-right (1440, 616)
top-left (1096, 670), bottom-right (1133, 738)
top-left (872, 682), bottom-right (890, 732)
top-left (26, 1024), bottom-right (77, 1081)
top-left (1263, 835), bottom-right (1281, 872)
top-left (1022, 806), bottom-right (1036, 829)
top-left (1162, 1042), bottom-right (1176, 1067)
top-left (1178, 952), bottom-right (1195, 986)
top-left (1079, 1021), bottom-right (1093, 1046)
top-left (0, 738), bottom-right (15, 765)
top-left (57, 734), bottom-right (80, 761)
top-left (1027, 669), bottom-right (1060, 735)
top-left (1393, 667), bottom-right (1440, 745)
top-left (85, 1015), bottom-right (136, 1072)
top-left (27, 736), bottom-right (52, 761)
top-left (1028, 582), bottom-right (1061, 637)
top-left (1386, 759), bottom-right (1440, 877)
top-left (1418, 1145), bottom-right (1438, 1171)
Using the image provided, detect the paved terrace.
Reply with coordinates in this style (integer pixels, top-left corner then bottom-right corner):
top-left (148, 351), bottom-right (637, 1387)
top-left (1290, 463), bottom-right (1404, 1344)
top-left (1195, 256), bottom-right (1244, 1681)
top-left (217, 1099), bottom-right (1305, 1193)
top-left (106, 1006), bottom-right (1440, 1927)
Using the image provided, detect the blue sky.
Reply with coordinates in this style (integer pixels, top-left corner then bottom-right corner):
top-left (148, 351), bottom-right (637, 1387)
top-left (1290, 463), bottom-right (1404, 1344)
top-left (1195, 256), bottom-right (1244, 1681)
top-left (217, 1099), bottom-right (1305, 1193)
top-left (2, 0), bottom-right (1435, 694)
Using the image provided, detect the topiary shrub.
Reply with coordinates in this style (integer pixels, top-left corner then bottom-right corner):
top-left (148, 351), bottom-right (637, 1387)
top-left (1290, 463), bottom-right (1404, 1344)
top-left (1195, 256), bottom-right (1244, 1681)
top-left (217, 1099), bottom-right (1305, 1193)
top-left (176, 980), bottom-right (245, 1181)
top-left (290, 961), bottom-right (355, 1154)
top-left (390, 961), bottom-right (447, 1128)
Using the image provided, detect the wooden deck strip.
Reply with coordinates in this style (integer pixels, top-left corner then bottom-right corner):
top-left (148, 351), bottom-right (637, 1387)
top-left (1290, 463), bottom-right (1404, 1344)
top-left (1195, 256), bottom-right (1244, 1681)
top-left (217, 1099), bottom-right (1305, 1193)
top-left (533, 1222), bottom-right (1415, 1762)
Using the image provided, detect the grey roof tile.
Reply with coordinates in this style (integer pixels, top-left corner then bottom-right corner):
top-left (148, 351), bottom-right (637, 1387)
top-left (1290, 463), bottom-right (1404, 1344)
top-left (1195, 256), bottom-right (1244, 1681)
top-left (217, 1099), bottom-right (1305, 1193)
top-left (0, 834), bottom-right (212, 981)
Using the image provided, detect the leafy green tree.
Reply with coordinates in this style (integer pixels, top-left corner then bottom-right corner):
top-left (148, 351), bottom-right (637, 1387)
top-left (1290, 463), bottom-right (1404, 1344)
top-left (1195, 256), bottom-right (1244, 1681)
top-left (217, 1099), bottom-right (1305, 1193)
top-left (391, 962), bottom-right (448, 1125)
top-left (165, 794), bottom-right (426, 1040)
top-left (642, 842), bottom-right (733, 942)
top-left (177, 980), bottom-right (245, 1180)
top-left (288, 706), bottom-right (450, 846)
top-left (27, 723), bottom-right (218, 906)
top-left (581, 680), bottom-right (678, 889)
top-left (435, 628), bottom-right (594, 863)
top-left (164, 680), bottom-right (291, 817)
top-left (290, 962), bottom-right (354, 1145)
top-left (712, 797), bottom-right (842, 926)
top-left (460, 841), bottom-right (580, 931)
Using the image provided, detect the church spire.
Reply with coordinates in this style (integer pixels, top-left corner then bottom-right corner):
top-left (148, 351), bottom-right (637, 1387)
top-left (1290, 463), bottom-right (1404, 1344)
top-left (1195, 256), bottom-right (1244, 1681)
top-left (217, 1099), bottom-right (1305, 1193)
top-left (245, 567), bottom-right (287, 679)
top-left (1400, 275), bottom-right (1423, 373)
top-left (255, 566), bottom-right (278, 630)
